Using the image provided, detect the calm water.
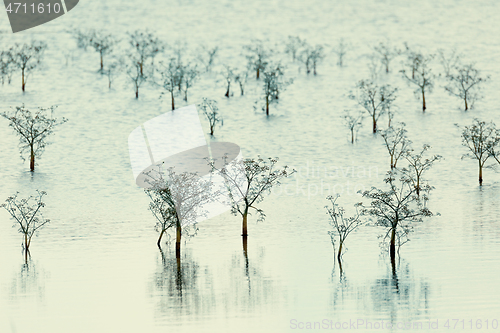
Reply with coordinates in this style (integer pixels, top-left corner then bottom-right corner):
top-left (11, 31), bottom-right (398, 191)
top-left (1, 0), bottom-right (500, 332)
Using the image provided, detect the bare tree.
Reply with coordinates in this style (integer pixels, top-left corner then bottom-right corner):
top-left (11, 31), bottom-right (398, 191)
top-left (128, 29), bottom-right (164, 76)
top-left (333, 38), bottom-right (350, 67)
top-left (298, 42), bottom-right (313, 74)
top-left (0, 50), bottom-right (15, 85)
top-left (343, 109), bottom-right (364, 144)
top-left (373, 41), bottom-right (400, 73)
top-left (349, 80), bottom-right (397, 133)
top-left (199, 98), bottom-right (222, 136)
top-left (437, 48), bottom-right (461, 77)
top-left (380, 123), bottom-right (411, 169)
top-left (458, 119), bottom-right (499, 185)
top-left (104, 56), bottom-right (122, 89)
top-left (9, 41), bottom-right (47, 91)
top-left (1, 105), bottom-right (67, 172)
top-left (197, 45), bottom-right (218, 72)
top-left (144, 166), bottom-right (213, 256)
top-left (74, 30), bottom-right (116, 71)
top-left (401, 53), bottom-right (435, 112)
top-left (311, 44), bottom-right (325, 75)
top-left (403, 144), bottom-right (442, 196)
top-left (284, 36), bottom-right (304, 62)
top-left (159, 58), bottom-right (183, 110)
top-left (1, 190), bottom-right (50, 261)
top-left (445, 63), bottom-right (489, 111)
top-left (326, 195), bottom-right (363, 263)
top-left (359, 170), bottom-right (434, 260)
top-left (244, 39), bottom-right (271, 79)
top-left (222, 65), bottom-right (234, 98)
top-left (234, 68), bottom-right (249, 96)
top-left (182, 64), bottom-right (198, 102)
top-left (208, 156), bottom-right (295, 237)
top-left (126, 57), bottom-right (147, 99)
top-left (260, 63), bottom-right (292, 116)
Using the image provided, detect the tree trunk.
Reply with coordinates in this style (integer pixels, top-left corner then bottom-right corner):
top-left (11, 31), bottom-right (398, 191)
top-left (157, 229), bottom-right (165, 247)
top-left (171, 91), bottom-right (175, 110)
top-left (266, 95), bottom-right (269, 116)
top-left (210, 125), bottom-right (214, 136)
top-left (135, 88), bottom-right (139, 99)
top-left (416, 177), bottom-right (420, 196)
top-left (140, 62), bottom-right (143, 76)
top-left (390, 155), bottom-right (394, 169)
top-left (176, 224), bottom-right (182, 258)
top-left (313, 63), bottom-right (317, 75)
top-left (422, 89), bottom-right (426, 112)
top-left (464, 97), bottom-right (468, 111)
top-left (242, 209), bottom-right (248, 236)
top-left (390, 228), bottom-right (396, 260)
top-left (351, 129), bottom-right (354, 144)
top-left (22, 68), bottom-right (25, 92)
top-left (337, 241), bottom-right (343, 263)
top-left (225, 82), bottom-right (230, 98)
top-left (30, 146), bottom-right (35, 172)
top-left (372, 116), bottom-right (377, 133)
top-left (256, 68), bottom-right (260, 80)
top-left (100, 53), bottom-right (103, 71)
top-left (479, 162), bottom-right (483, 186)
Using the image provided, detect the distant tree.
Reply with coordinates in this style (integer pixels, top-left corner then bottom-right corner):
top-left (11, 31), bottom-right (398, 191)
top-left (333, 38), bottom-right (350, 67)
top-left (381, 123), bottom-right (411, 169)
top-left (445, 63), bottom-right (489, 111)
top-left (74, 30), bottom-right (116, 71)
top-left (126, 57), bottom-right (147, 99)
top-left (349, 80), bottom-right (397, 133)
top-left (222, 65), bottom-right (234, 98)
top-left (182, 64), bottom-right (198, 102)
top-left (343, 109), bottom-right (364, 144)
top-left (104, 56), bottom-right (122, 89)
top-left (402, 43), bottom-right (422, 80)
top-left (260, 63), bottom-right (292, 116)
top-left (144, 166), bottom-right (213, 256)
top-left (359, 170), bottom-right (434, 260)
top-left (1, 190), bottom-right (50, 261)
top-left (284, 36), bottom-right (304, 62)
top-left (197, 45), bottom-right (218, 72)
top-left (1, 105), bottom-right (67, 172)
top-left (9, 41), bottom-right (47, 91)
top-left (128, 29), bottom-right (164, 76)
top-left (401, 53), bottom-right (435, 112)
top-left (437, 48), bottom-right (461, 77)
top-left (298, 42), bottom-right (313, 74)
top-left (458, 119), bottom-right (499, 185)
top-left (373, 41), bottom-right (400, 73)
top-left (0, 50), bottom-right (15, 85)
top-left (244, 39), bottom-right (271, 79)
top-left (310, 44), bottom-right (325, 75)
top-left (159, 58), bottom-right (183, 110)
top-left (403, 144), bottom-right (442, 196)
top-left (199, 98), bottom-right (222, 136)
top-left (366, 53), bottom-right (383, 81)
top-left (208, 156), bottom-right (295, 237)
top-left (326, 195), bottom-right (363, 263)
top-left (234, 68), bottom-right (249, 96)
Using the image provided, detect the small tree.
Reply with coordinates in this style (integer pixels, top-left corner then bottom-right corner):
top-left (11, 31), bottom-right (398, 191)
top-left (9, 41), bottom-right (47, 91)
top-left (359, 170), bottom-right (434, 260)
top-left (1, 105), bottom-right (67, 172)
top-left (0, 50), bottom-right (15, 85)
top-left (74, 30), bottom-right (116, 71)
top-left (1, 190), bottom-right (50, 260)
top-left (343, 109), bottom-right (364, 144)
top-left (311, 44), bottom-right (325, 75)
top-left (403, 144), bottom-right (442, 196)
top-left (437, 48), bottom-right (461, 77)
top-left (349, 80), bottom-right (397, 133)
top-left (458, 119), bottom-right (499, 185)
top-left (126, 57), bottom-right (147, 99)
top-left (244, 40), bottom-right (271, 79)
top-left (401, 53), bottom-right (435, 112)
top-left (222, 65), bottom-right (234, 98)
top-left (381, 123), bottom-right (411, 169)
top-left (260, 63), bottom-right (292, 116)
top-left (298, 42), bottom-right (313, 74)
top-left (373, 41), bottom-right (400, 73)
top-left (333, 38), bottom-right (350, 67)
top-left (234, 68), bottom-right (249, 96)
top-left (182, 64), bottom-right (198, 102)
top-left (144, 166), bottom-right (213, 256)
top-left (159, 58), bottom-right (183, 110)
top-left (208, 156), bottom-right (295, 237)
top-left (326, 195), bottom-right (363, 263)
top-left (128, 29), bottom-right (164, 76)
top-left (104, 56), bottom-right (122, 89)
top-left (199, 98), bottom-right (222, 136)
top-left (197, 45), bottom-right (218, 72)
top-left (445, 63), bottom-right (489, 111)
top-left (284, 36), bottom-right (304, 62)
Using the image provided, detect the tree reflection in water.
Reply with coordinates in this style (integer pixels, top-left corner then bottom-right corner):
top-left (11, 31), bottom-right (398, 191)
top-left (10, 259), bottom-right (46, 303)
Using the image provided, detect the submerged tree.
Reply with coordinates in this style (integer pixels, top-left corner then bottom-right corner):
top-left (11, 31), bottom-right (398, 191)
top-left (222, 65), bottom-right (234, 98)
top-left (373, 41), bottom-right (400, 73)
top-left (403, 144), bottom-right (442, 196)
top-left (159, 58), bottom-right (183, 110)
top-left (208, 156), bottom-right (294, 237)
top-left (380, 123), bottom-right (411, 169)
top-left (9, 41), bottom-right (47, 91)
top-left (1, 105), bottom-right (67, 171)
top-left (343, 109), bottom-right (364, 144)
top-left (126, 57), bottom-right (147, 99)
top-left (445, 63), bottom-right (489, 111)
top-left (310, 44), bottom-right (325, 75)
top-left (458, 119), bottom-right (499, 186)
top-left (128, 29), bottom-right (164, 76)
top-left (284, 36), bottom-right (304, 62)
top-left (349, 80), bottom-right (397, 133)
top-left (144, 166), bottom-right (213, 256)
top-left (199, 98), bottom-right (222, 136)
top-left (298, 42), bottom-right (313, 74)
top-left (0, 50), bottom-right (15, 85)
top-left (401, 53), bottom-right (435, 112)
top-left (244, 39), bottom-right (271, 79)
top-left (333, 38), bottom-right (350, 67)
top-left (359, 170), bottom-right (434, 260)
top-left (197, 45), bottom-right (218, 72)
top-left (326, 195), bottom-right (363, 263)
top-left (260, 63), bottom-right (292, 116)
top-left (234, 68), bottom-right (249, 96)
top-left (182, 63), bottom-right (198, 102)
top-left (74, 29), bottom-right (116, 71)
top-left (437, 48), bottom-right (461, 77)
top-left (1, 190), bottom-right (50, 261)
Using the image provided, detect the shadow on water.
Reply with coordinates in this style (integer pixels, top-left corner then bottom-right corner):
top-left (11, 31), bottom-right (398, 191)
top-left (149, 246), bottom-right (216, 319)
top-left (10, 258), bottom-right (47, 303)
